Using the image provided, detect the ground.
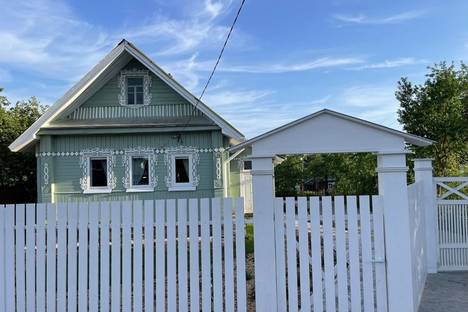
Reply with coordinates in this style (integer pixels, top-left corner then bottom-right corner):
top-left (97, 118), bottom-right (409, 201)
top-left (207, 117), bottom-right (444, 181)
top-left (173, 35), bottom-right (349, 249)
top-left (418, 272), bottom-right (468, 312)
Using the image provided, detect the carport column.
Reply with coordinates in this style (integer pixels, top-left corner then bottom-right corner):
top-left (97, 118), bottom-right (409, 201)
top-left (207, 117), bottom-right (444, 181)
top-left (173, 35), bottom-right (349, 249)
top-left (251, 156), bottom-right (277, 312)
top-left (414, 159), bottom-right (438, 273)
top-left (377, 152), bottom-right (415, 312)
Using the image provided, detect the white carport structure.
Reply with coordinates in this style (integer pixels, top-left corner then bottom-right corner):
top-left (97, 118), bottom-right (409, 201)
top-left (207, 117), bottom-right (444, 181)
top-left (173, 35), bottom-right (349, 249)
top-left (230, 109), bottom-right (434, 312)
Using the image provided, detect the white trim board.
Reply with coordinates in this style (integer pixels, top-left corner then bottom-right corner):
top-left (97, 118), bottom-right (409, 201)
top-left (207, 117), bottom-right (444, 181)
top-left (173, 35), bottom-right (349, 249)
top-left (9, 39), bottom-right (245, 152)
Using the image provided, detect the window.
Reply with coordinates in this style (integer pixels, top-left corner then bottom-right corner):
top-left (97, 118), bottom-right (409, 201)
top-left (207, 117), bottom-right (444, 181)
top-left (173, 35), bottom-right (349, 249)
top-left (127, 77), bottom-right (144, 105)
top-left (132, 157), bottom-right (149, 186)
top-left (243, 160), bottom-right (252, 171)
top-left (123, 149), bottom-right (157, 192)
top-left (175, 157), bottom-right (190, 183)
top-left (90, 158), bottom-right (108, 187)
top-left (165, 148), bottom-right (200, 192)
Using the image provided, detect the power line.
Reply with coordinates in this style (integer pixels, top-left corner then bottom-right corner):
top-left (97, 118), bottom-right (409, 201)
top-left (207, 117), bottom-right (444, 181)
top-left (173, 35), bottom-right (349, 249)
top-left (179, 0), bottom-right (247, 137)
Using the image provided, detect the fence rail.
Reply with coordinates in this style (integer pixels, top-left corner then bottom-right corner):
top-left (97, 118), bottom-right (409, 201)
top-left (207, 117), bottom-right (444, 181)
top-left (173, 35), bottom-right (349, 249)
top-left (0, 198), bottom-right (247, 312)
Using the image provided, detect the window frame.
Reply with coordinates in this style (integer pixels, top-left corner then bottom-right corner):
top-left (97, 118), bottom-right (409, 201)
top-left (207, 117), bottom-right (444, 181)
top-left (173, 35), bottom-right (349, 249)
top-left (127, 155), bottom-right (154, 193)
top-left (84, 156), bottom-right (112, 194)
top-left (80, 148), bottom-right (116, 194)
top-left (118, 69), bottom-right (152, 108)
top-left (126, 76), bottom-right (144, 106)
top-left (169, 154), bottom-right (195, 191)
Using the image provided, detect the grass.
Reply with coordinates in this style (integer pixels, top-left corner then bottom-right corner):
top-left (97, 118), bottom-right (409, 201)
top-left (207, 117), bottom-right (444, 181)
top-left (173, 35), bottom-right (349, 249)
top-left (245, 223), bottom-right (254, 255)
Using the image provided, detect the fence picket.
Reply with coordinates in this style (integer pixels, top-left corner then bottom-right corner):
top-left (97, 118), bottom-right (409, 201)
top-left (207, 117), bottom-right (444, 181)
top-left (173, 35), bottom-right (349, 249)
top-left (274, 198), bottom-right (287, 312)
top-left (335, 196), bottom-right (349, 312)
top-left (25, 204), bottom-right (36, 312)
top-left (0, 206), bottom-right (4, 312)
top-left (121, 201), bottom-right (132, 311)
top-left (78, 202), bottom-right (88, 312)
top-left (310, 197), bottom-right (323, 312)
top-left (189, 198), bottom-right (200, 312)
top-left (134, 200), bottom-right (144, 312)
top-left (46, 203), bottom-right (56, 312)
top-left (322, 197), bottom-right (336, 312)
top-left (100, 202), bottom-right (111, 312)
top-left (16, 204), bottom-right (26, 312)
top-left (177, 199), bottom-right (188, 310)
top-left (89, 202), bottom-right (100, 311)
top-left (111, 201), bottom-right (122, 312)
top-left (298, 197), bottom-right (312, 311)
top-left (36, 204), bottom-right (47, 312)
top-left (68, 203), bottom-right (79, 312)
top-left (4, 205), bottom-right (14, 312)
top-left (224, 198), bottom-right (235, 312)
top-left (56, 203), bottom-right (68, 311)
top-left (235, 198), bottom-right (247, 312)
top-left (212, 198), bottom-right (223, 312)
top-left (285, 197), bottom-right (298, 312)
top-left (200, 198), bottom-right (212, 312)
top-left (155, 200), bottom-right (166, 312)
top-left (347, 196), bottom-right (362, 312)
top-left (167, 199), bottom-right (177, 311)
top-left (373, 196), bottom-right (388, 312)
top-left (144, 200), bottom-right (155, 312)
top-left (360, 196), bottom-right (375, 312)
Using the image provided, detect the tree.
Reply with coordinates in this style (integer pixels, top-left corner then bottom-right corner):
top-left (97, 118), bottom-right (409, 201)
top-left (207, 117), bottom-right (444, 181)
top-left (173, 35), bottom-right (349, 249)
top-left (275, 155), bottom-right (304, 197)
top-left (396, 62), bottom-right (468, 176)
top-left (0, 88), bottom-right (45, 203)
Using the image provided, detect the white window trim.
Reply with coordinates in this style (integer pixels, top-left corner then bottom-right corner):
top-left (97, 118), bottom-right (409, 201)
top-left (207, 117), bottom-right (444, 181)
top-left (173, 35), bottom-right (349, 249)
top-left (122, 148), bottom-right (157, 193)
top-left (165, 147), bottom-right (200, 192)
top-left (118, 69), bottom-right (152, 108)
top-left (80, 149), bottom-right (116, 194)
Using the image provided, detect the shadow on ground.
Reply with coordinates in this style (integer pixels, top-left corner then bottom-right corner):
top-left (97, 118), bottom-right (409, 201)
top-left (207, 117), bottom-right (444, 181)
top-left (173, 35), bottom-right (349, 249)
top-left (419, 272), bottom-right (468, 312)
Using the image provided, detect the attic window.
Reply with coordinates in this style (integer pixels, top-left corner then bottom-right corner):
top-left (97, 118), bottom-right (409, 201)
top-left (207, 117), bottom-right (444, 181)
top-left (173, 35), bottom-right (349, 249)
top-left (118, 69), bottom-right (152, 107)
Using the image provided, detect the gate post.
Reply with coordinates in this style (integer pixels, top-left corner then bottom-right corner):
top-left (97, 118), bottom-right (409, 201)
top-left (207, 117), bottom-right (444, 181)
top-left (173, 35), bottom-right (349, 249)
top-left (251, 156), bottom-right (278, 312)
top-left (414, 159), bottom-right (437, 273)
top-left (377, 152), bottom-right (415, 312)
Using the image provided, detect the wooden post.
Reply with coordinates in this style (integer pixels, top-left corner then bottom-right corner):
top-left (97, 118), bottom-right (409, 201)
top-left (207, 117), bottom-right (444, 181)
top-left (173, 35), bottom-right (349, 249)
top-left (377, 152), bottom-right (415, 312)
top-left (251, 156), bottom-right (278, 312)
top-left (414, 159), bottom-right (438, 273)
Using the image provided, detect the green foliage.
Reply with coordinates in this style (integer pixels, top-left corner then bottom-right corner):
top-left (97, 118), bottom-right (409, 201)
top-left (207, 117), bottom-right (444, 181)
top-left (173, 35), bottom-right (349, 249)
top-left (274, 153), bottom-right (377, 197)
top-left (244, 223), bottom-right (254, 254)
top-left (396, 62), bottom-right (468, 176)
top-left (0, 88), bottom-right (45, 203)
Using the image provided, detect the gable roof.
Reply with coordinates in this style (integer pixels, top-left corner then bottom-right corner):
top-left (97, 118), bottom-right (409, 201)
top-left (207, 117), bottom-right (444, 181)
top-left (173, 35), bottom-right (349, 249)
top-left (230, 109), bottom-right (434, 153)
top-left (9, 39), bottom-right (245, 152)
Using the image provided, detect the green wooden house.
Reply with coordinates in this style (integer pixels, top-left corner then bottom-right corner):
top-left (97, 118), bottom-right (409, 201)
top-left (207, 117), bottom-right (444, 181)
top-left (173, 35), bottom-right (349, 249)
top-left (9, 40), bottom-right (246, 203)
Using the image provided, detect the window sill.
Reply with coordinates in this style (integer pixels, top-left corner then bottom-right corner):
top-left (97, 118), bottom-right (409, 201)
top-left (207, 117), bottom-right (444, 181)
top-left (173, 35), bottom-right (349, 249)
top-left (83, 188), bottom-right (113, 194)
top-left (126, 188), bottom-right (154, 193)
top-left (168, 185), bottom-right (196, 192)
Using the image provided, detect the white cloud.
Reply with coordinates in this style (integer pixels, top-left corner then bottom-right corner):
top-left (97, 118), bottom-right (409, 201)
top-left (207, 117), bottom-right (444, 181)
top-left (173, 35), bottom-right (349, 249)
top-left (333, 10), bottom-right (426, 25)
top-left (352, 57), bottom-right (427, 70)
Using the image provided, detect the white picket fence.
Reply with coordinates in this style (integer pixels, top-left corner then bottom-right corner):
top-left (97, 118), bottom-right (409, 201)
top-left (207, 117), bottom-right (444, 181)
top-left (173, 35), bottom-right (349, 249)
top-left (273, 195), bottom-right (387, 312)
top-left (435, 177), bottom-right (468, 271)
top-left (0, 198), bottom-right (247, 312)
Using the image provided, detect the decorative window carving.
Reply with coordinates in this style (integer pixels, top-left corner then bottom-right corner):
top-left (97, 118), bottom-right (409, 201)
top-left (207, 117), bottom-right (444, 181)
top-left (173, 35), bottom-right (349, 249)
top-left (79, 148), bottom-right (116, 194)
top-left (213, 151), bottom-right (223, 188)
top-left (118, 69), bottom-right (152, 107)
top-left (122, 147), bottom-right (158, 192)
top-left (41, 162), bottom-right (50, 193)
top-left (164, 146), bottom-right (200, 191)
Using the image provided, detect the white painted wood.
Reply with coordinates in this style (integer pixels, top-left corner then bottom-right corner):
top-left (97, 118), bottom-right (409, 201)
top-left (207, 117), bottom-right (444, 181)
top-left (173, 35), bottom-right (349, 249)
top-left (36, 203), bottom-right (47, 312)
top-left (347, 196), bottom-right (362, 312)
top-left (200, 198), bottom-right (212, 312)
top-left (46, 203), bottom-right (56, 312)
top-left (100, 202), bottom-right (111, 312)
top-left (212, 197), bottom-right (223, 312)
top-left (144, 200), bottom-right (155, 312)
top-left (360, 196), bottom-right (375, 312)
top-left (110, 201), bottom-right (122, 312)
top-left (4, 205), bottom-right (15, 312)
top-left (224, 198), bottom-right (235, 312)
top-left (25, 204), bottom-right (36, 312)
top-left (335, 196), bottom-right (349, 312)
top-left (56, 203), bottom-right (68, 311)
top-left (322, 197), bottom-right (336, 312)
top-left (285, 197), bottom-right (298, 312)
top-left (297, 197), bottom-right (311, 311)
top-left (155, 200), bottom-right (166, 312)
top-left (67, 203), bottom-right (78, 312)
top-left (189, 198), bottom-right (200, 312)
top-left (121, 201), bottom-right (132, 311)
top-left (78, 202), bottom-right (88, 312)
top-left (177, 199), bottom-right (188, 310)
top-left (89, 202), bottom-right (100, 311)
top-left (373, 196), bottom-right (388, 312)
top-left (133, 200), bottom-right (144, 311)
top-left (16, 204), bottom-right (26, 312)
top-left (274, 198), bottom-right (287, 312)
top-left (309, 197), bottom-right (323, 312)
top-left (167, 199), bottom-right (177, 312)
top-left (0, 205), bottom-right (5, 312)
top-left (235, 198), bottom-right (247, 312)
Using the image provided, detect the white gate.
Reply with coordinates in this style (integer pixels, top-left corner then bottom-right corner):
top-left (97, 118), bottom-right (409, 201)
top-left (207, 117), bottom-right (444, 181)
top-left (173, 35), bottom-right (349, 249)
top-left (436, 177), bottom-right (468, 271)
top-left (0, 198), bottom-right (247, 312)
top-left (240, 170), bottom-right (253, 213)
top-left (273, 195), bottom-right (387, 312)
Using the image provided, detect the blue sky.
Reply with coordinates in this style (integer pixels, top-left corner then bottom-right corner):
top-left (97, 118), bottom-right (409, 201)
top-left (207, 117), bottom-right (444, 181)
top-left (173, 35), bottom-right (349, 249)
top-left (0, 0), bottom-right (467, 138)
